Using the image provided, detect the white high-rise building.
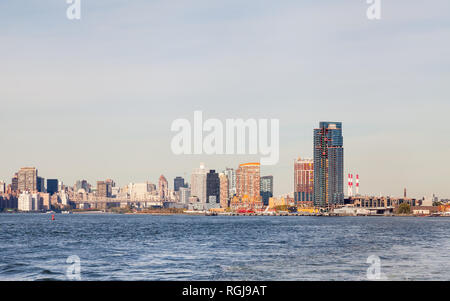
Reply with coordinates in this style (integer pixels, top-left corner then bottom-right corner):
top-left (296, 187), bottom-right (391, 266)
top-left (31, 193), bottom-right (42, 211)
top-left (127, 182), bottom-right (156, 200)
top-left (59, 191), bottom-right (69, 206)
top-left (18, 192), bottom-right (33, 211)
top-left (191, 163), bottom-right (207, 203)
top-left (224, 168), bottom-right (236, 198)
top-left (179, 187), bottom-right (191, 204)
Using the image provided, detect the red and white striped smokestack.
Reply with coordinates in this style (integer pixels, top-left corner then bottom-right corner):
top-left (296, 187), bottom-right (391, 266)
top-left (356, 174), bottom-right (360, 195)
top-left (348, 174), bottom-right (353, 197)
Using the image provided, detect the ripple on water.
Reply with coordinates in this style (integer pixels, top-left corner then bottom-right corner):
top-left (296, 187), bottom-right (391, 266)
top-left (0, 214), bottom-right (450, 280)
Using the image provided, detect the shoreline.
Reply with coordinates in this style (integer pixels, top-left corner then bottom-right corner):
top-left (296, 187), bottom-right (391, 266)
top-left (1, 211), bottom-right (449, 218)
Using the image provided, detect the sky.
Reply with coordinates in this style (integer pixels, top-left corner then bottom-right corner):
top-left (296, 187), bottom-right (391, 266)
top-left (1, 0), bottom-right (449, 198)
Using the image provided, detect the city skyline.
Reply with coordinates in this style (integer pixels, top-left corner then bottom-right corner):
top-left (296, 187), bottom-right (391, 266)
top-left (1, 1), bottom-right (449, 198)
top-left (1, 118), bottom-right (447, 200)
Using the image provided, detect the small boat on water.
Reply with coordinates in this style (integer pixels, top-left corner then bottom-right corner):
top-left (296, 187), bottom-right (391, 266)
top-left (61, 211), bottom-right (72, 214)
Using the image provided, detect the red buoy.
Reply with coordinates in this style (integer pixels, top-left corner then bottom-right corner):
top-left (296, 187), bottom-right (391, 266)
top-left (51, 214), bottom-right (55, 221)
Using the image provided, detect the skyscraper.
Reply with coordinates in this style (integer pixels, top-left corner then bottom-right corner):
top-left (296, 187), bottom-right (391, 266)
top-left (174, 176), bottom-right (185, 192)
top-left (260, 175), bottom-right (273, 206)
top-left (191, 163), bottom-right (207, 203)
top-left (224, 168), bottom-right (236, 198)
top-left (158, 175), bottom-right (168, 201)
top-left (294, 157), bottom-right (314, 203)
top-left (219, 173), bottom-right (229, 208)
top-left (313, 122), bottom-right (344, 207)
top-left (11, 173), bottom-right (18, 192)
top-left (37, 176), bottom-right (45, 193)
top-left (47, 179), bottom-right (58, 195)
top-left (17, 167), bottom-right (38, 192)
top-left (97, 180), bottom-right (112, 198)
top-left (179, 187), bottom-right (191, 204)
top-left (236, 163), bottom-right (260, 198)
top-left (206, 170), bottom-right (220, 204)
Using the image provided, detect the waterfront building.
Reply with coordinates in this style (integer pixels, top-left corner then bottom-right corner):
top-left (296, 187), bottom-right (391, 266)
top-left (74, 180), bottom-right (90, 193)
top-left (268, 196), bottom-right (295, 209)
top-left (47, 179), bottom-right (58, 195)
top-left (18, 192), bottom-right (42, 211)
top-left (236, 163), bottom-right (260, 198)
top-left (11, 173), bottom-right (18, 192)
top-left (58, 180), bottom-right (64, 192)
top-left (179, 187), bottom-right (191, 204)
top-left (50, 193), bottom-right (59, 207)
top-left (313, 122), bottom-right (344, 207)
top-left (219, 173), bottom-right (229, 208)
top-left (294, 157), bottom-right (314, 203)
top-left (37, 176), bottom-right (45, 193)
top-left (260, 175), bottom-right (273, 206)
top-left (230, 195), bottom-right (264, 212)
top-left (17, 167), bottom-right (38, 193)
top-left (59, 191), bottom-right (69, 206)
top-left (158, 175), bottom-right (169, 201)
top-left (206, 170), bottom-right (220, 204)
top-left (174, 176), bottom-right (185, 192)
top-left (191, 163), bottom-right (207, 203)
top-left (127, 182), bottom-right (155, 200)
top-left (0, 194), bottom-right (18, 210)
top-left (39, 192), bottom-right (51, 210)
top-left (97, 180), bottom-right (112, 198)
top-left (224, 168), bottom-right (236, 198)
top-left (111, 186), bottom-right (120, 197)
top-left (0, 181), bottom-right (5, 194)
top-left (31, 193), bottom-right (43, 210)
top-left (18, 192), bottom-right (33, 211)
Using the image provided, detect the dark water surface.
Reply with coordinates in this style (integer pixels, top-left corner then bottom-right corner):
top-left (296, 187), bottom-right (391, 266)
top-left (0, 213), bottom-right (449, 280)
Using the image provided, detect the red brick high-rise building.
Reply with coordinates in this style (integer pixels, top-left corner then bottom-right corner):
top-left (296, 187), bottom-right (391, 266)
top-left (236, 163), bottom-right (260, 198)
top-left (294, 157), bottom-right (314, 203)
top-left (219, 173), bottom-right (229, 208)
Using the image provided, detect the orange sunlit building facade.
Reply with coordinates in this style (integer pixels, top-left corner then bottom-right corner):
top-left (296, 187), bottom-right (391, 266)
top-left (232, 163), bottom-right (263, 211)
top-left (294, 157), bottom-right (314, 203)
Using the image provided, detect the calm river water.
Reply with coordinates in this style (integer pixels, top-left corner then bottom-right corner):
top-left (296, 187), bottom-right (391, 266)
top-left (0, 214), bottom-right (449, 280)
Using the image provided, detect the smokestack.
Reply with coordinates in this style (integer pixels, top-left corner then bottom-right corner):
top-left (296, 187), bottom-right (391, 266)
top-left (348, 174), bottom-right (353, 197)
top-left (404, 188), bottom-right (407, 198)
top-left (355, 174), bottom-right (360, 195)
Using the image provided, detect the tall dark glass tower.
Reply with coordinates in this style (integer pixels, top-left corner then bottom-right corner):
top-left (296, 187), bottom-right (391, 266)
top-left (173, 176), bottom-right (185, 192)
top-left (313, 122), bottom-right (344, 207)
top-left (206, 170), bottom-right (220, 204)
top-left (47, 179), bottom-right (59, 195)
top-left (260, 176), bottom-right (273, 206)
top-left (37, 177), bottom-right (45, 193)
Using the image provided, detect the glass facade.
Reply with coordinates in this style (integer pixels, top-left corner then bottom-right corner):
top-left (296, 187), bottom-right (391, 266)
top-left (294, 158), bottom-right (314, 203)
top-left (314, 122), bottom-right (344, 207)
top-left (206, 170), bottom-right (220, 204)
top-left (47, 179), bottom-right (58, 195)
top-left (260, 176), bottom-right (273, 206)
top-left (174, 176), bottom-right (185, 192)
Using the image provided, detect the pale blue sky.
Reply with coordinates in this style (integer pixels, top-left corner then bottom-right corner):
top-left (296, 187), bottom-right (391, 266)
top-left (1, 1), bottom-right (449, 198)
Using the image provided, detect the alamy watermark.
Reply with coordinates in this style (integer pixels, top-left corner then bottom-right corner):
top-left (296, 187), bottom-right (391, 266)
top-left (170, 111), bottom-right (279, 165)
top-left (66, 255), bottom-right (81, 280)
top-left (367, 0), bottom-right (381, 20)
top-left (66, 0), bottom-right (81, 20)
top-left (366, 255), bottom-right (384, 280)
top-left (65, 1), bottom-right (380, 22)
